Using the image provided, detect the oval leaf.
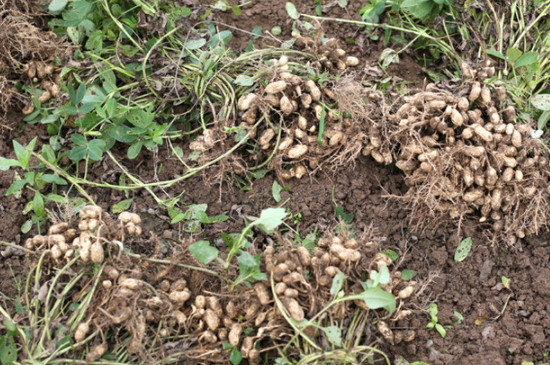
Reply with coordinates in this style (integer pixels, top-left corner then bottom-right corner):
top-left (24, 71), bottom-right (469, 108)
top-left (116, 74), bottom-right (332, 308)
top-left (531, 94), bottom-right (550, 111)
top-left (189, 240), bottom-right (219, 265)
top-left (111, 199), bottom-right (134, 214)
top-left (285, 2), bottom-right (299, 19)
top-left (513, 51), bottom-right (538, 69)
top-left (359, 286), bottom-right (396, 314)
top-left (454, 237), bottom-right (472, 262)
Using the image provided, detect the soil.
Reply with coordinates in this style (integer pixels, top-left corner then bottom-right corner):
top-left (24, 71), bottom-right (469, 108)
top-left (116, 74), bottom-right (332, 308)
top-left (1, 1), bottom-right (550, 364)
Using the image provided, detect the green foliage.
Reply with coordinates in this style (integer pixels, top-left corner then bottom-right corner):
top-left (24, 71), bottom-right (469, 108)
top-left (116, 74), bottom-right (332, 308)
top-left (380, 249), bottom-right (399, 262)
top-left (110, 198), bottom-right (133, 213)
top-left (399, 0), bottom-right (454, 21)
top-left (426, 303), bottom-right (446, 338)
top-left (271, 180), bottom-right (288, 203)
top-left (359, 0), bottom-right (387, 29)
top-left (285, 2), bottom-right (299, 19)
top-left (401, 269), bottom-right (418, 281)
top-left (68, 134), bottom-right (105, 162)
top-left (169, 204), bottom-right (229, 233)
top-left (0, 323), bottom-right (18, 365)
top-left (454, 237), bottom-right (472, 262)
top-left (189, 240), bottom-right (219, 265)
top-left (0, 138), bottom-right (69, 232)
top-left (211, 0), bottom-right (243, 16)
top-left (223, 343), bottom-right (243, 365)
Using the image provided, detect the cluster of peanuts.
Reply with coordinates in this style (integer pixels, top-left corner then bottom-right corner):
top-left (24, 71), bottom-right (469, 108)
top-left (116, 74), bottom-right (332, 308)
top-left (24, 221), bottom-right (78, 261)
top-left (260, 233), bottom-right (417, 345)
top-left (25, 206), bottom-right (142, 264)
top-left (232, 52), bottom-right (359, 179)
top-left (21, 60), bottom-right (60, 114)
top-left (86, 269), bottom-right (264, 362)
top-left (291, 33), bottom-right (360, 72)
top-left (390, 78), bottom-right (549, 243)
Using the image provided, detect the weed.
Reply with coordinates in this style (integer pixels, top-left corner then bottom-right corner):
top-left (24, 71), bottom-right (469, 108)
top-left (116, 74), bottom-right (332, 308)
top-left (426, 303), bottom-right (447, 338)
top-left (0, 138), bottom-right (72, 233)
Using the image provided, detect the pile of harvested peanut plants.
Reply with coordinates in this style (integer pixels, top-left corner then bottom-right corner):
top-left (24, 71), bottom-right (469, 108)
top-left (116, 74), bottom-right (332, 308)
top-left (389, 63), bottom-right (550, 243)
top-left (25, 211), bottom-right (417, 363)
top-left (190, 39), bottom-right (390, 180)
top-left (0, 0), bottom-right (67, 118)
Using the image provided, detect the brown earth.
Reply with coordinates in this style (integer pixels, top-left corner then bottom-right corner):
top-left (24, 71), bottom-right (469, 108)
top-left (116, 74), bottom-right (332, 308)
top-left (1, 1), bottom-right (550, 364)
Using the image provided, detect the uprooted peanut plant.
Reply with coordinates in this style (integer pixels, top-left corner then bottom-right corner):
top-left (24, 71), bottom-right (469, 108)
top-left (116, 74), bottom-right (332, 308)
top-left (6, 207), bottom-right (418, 364)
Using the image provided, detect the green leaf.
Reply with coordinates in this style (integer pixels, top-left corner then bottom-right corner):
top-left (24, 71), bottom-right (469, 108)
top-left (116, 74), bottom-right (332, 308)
top-left (33, 193), bottom-right (45, 217)
top-left (75, 83), bottom-right (87, 104)
top-left (237, 251), bottom-right (257, 270)
top-left (453, 311), bottom-right (464, 324)
top-left (21, 220), bottom-right (33, 234)
top-left (335, 206), bottom-right (354, 224)
top-left (330, 270), bottom-right (347, 296)
top-left (378, 264), bottom-right (391, 284)
top-left (506, 47), bottom-right (522, 63)
top-left (12, 140), bottom-right (26, 164)
top-left (234, 75), bottom-right (254, 86)
top-left (40, 174), bottom-right (68, 185)
top-left (229, 347), bottom-right (242, 365)
top-left (317, 106), bottom-right (325, 145)
top-left (401, 269), bottom-right (418, 281)
top-left (105, 125), bottom-right (137, 144)
top-left (272, 181), bottom-right (283, 202)
top-left (514, 51), bottom-right (538, 69)
top-left (337, 0), bottom-right (348, 7)
top-left (6, 179), bottom-right (27, 196)
top-left (41, 144), bottom-right (56, 164)
top-left (486, 49), bottom-right (506, 60)
top-left (46, 193), bottom-right (67, 204)
top-left (501, 275), bottom-right (511, 290)
top-left (322, 325), bottom-right (342, 346)
top-left (359, 286), bottom-right (396, 314)
top-left (71, 134), bottom-right (87, 146)
top-left (427, 303), bottom-right (438, 317)
top-left (413, 1), bottom-right (434, 19)
top-left (435, 323), bottom-right (447, 337)
top-left (454, 237), bottom-right (472, 262)
top-left (253, 207), bottom-right (286, 233)
top-left (189, 240), bottom-right (219, 264)
top-left (111, 199), bottom-right (133, 214)
top-left (538, 110), bottom-right (550, 130)
top-left (68, 146), bottom-right (87, 161)
top-left (210, 30), bottom-right (232, 47)
top-left (285, 2), bottom-right (299, 19)
top-left (0, 158), bottom-right (23, 171)
top-left (170, 212), bottom-right (187, 224)
top-left (184, 38), bottom-right (207, 50)
top-left (301, 232), bottom-right (317, 251)
top-left (380, 249), bottom-right (398, 262)
top-left (271, 26), bottom-right (282, 35)
top-left (248, 169), bottom-right (269, 179)
top-left (128, 141), bottom-right (143, 159)
top-left (0, 334), bottom-right (18, 365)
top-left (531, 94), bottom-right (550, 111)
top-left (55, 335), bottom-right (73, 351)
top-left (231, 5), bottom-right (242, 16)
top-left (49, 0), bottom-right (68, 12)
